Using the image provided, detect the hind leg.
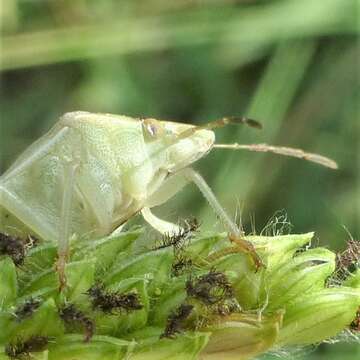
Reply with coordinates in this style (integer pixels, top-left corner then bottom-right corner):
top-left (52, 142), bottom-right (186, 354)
top-left (56, 157), bottom-right (80, 291)
top-left (141, 207), bottom-right (182, 235)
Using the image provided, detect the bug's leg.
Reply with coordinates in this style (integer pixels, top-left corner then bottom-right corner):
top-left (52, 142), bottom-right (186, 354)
top-left (142, 171), bottom-right (192, 235)
top-left (144, 169), bottom-right (263, 268)
top-left (181, 168), bottom-right (264, 270)
top-left (145, 171), bottom-right (190, 208)
top-left (110, 224), bottom-right (126, 236)
top-left (56, 158), bottom-right (79, 291)
top-left (141, 207), bottom-right (182, 235)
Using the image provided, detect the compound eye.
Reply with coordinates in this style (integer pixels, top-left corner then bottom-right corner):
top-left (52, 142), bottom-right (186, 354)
top-left (141, 118), bottom-right (165, 141)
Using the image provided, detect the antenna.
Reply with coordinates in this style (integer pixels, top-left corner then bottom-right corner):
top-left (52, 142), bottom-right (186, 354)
top-left (176, 116), bottom-right (262, 141)
top-left (213, 143), bottom-right (338, 169)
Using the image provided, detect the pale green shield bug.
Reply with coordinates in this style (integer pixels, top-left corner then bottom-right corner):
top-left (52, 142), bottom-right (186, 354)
top-left (0, 111), bottom-right (337, 287)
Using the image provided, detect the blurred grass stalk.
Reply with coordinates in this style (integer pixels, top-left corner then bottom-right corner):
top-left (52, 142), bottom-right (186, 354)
top-left (204, 40), bottom-right (316, 227)
top-left (0, 0), bottom-right (357, 71)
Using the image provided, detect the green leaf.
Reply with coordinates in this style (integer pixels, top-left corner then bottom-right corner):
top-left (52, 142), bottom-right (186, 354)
top-left (7, 298), bottom-right (65, 343)
top-left (130, 331), bottom-right (210, 360)
top-left (149, 278), bottom-right (187, 326)
top-left (48, 334), bottom-right (132, 360)
top-left (104, 249), bottom-right (173, 294)
top-left (212, 253), bottom-right (261, 309)
top-left (0, 311), bottom-right (14, 343)
top-left (201, 313), bottom-right (281, 360)
top-left (71, 230), bottom-right (141, 273)
top-left (278, 287), bottom-right (360, 345)
top-left (0, 227), bottom-right (358, 358)
top-left (21, 260), bottom-right (95, 301)
top-left (65, 259), bottom-right (95, 302)
top-left (19, 243), bottom-right (57, 277)
top-left (343, 268), bottom-right (360, 288)
top-left (0, 258), bottom-right (17, 309)
top-left (188, 234), bottom-right (226, 257)
top-left (247, 233), bottom-right (314, 270)
top-left (17, 287), bottom-right (58, 304)
top-left (265, 247), bottom-right (336, 310)
top-left (21, 268), bottom-right (58, 297)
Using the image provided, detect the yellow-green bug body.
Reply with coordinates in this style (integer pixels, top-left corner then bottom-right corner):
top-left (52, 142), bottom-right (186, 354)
top-left (0, 111), bottom-right (214, 242)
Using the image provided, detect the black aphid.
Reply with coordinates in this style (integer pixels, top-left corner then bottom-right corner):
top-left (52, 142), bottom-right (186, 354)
top-left (186, 269), bottom-right (234, 305)
top-left (336, 239), bottom-right (360, 276)
top-left (161, 303), bottom-right (194, 338)
top-left (59, 304), bottom-right (94, 342)
top-left (5, 336), bottom-right (49, 359)
top-left (153, 218), bottom-right (199, 251)
top-left (171, 253), bottom-right (193, 277)
top-left (14, 298), bottom-right (42, 321)
top-left (214, 299), bottom-right (241, 316)
top-left (350, 308), bottom-right (360, 331)
top-left (0, 233), bottom-right (38, 266)
top-left (87, 282), bottom-right (143, 314)
top-left (0, 233), bottom-right (26, 266)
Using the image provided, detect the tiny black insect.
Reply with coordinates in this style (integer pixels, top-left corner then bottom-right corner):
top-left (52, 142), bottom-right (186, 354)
top-left (214, 298), bottom-right (241, 316)
top-left (0, 233), bottom-right (26, 266)
top-left (59, 303), bottom-right (94, 342)
top-left (350, 307), bottom-right (360, 331)
top-left (152, 218), bottom-right (199, 251)
top-left (171, 253), bottom-right (193, 277)
top-left (14, 298), bottom-right (42, 322)
top-left (186, 269), bottom-right (234, 305)
top-left (5, 336), bottom-right (49, 359)
top-left (161, 303), bottom-right (194, 338)
top-left (336, 239), bottom-right (360, 277)
top-left (87, 282), bottom-right (143, 314)
top-left (0, 233), bottom-right (38, 266)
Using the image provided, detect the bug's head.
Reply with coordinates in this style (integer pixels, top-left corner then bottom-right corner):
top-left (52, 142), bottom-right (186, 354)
top-left (164, 122), bottom-right (216, 172)
top-left (141, 116), bottom-right (338, 172)
top-left (142, 118), bottom-right (215, 172)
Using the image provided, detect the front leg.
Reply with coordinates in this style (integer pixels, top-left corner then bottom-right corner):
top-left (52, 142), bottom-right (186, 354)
top-left (181, 168), bottom-right (264, 270)
top-left (143, 168), bottom-right (264, 269)
top-left (141, 207), bottom-right (182, 235)
top-left (142, 171), bottom-right (191, 234)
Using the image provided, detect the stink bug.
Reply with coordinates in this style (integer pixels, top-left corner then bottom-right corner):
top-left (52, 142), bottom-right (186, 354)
top-left (0, 112), bottom-right (337, 287)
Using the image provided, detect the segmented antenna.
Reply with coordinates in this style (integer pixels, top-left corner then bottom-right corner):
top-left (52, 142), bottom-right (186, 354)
top-left (202, 116), bottom-right (262, 130)
top-left (176, 116), bottom-right (262, 141)
top-left (213, 143), bottom-right (338, 169)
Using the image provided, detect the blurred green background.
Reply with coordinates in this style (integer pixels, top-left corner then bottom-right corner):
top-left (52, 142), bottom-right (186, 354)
top-left (0, 0), bottom-right (359, 358)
